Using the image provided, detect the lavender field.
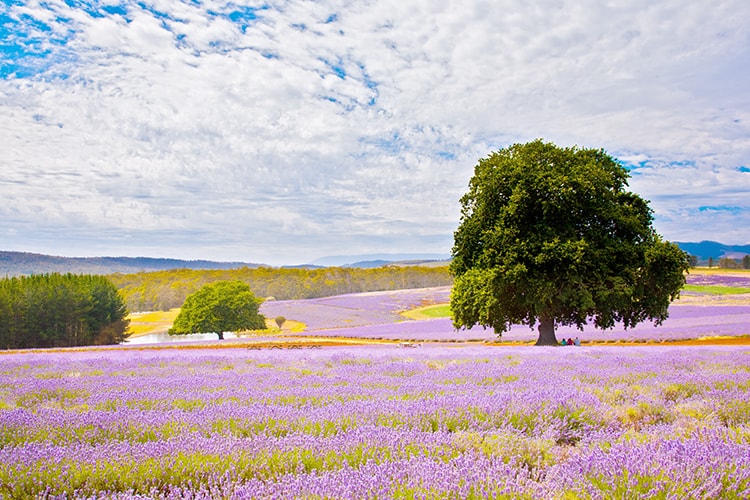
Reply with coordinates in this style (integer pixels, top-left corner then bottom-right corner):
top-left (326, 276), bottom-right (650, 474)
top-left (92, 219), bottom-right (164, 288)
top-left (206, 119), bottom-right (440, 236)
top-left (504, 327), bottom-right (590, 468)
top-left (260, 286), bottom-right (452, 331)
top-left (292, 304), bottom-right (750, 344)
top-left (1, 345), bottom-right (749, 498)
top-left (3, 271), bottom-right (749, 498)
top-left (683, 272), bottom-right (750, 289)
top-left (259, 273), bottom-right (750, 343)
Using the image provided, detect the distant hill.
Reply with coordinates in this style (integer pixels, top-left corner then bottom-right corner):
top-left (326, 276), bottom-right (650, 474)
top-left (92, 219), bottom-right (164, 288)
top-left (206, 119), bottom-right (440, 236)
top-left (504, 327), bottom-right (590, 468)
top-left (345, 259), bottom-right (452, 269)
top-left (675, 241), bottom-right (750, 260)
top-left (0, 250), bottom-right (453, 276)
top-left (0, 251), bottom-right (260, 277)
top-left (10, 242), bottom-right (745, 277)
top-left (309, 253), bottom-right (451, 267)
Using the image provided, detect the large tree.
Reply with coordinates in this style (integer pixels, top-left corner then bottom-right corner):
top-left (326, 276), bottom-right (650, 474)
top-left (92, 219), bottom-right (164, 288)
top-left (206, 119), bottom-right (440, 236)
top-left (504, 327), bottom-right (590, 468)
top-left (450, 140), bottom-right (689, 345)
top-left (169, 280), bottom-right (266, 340)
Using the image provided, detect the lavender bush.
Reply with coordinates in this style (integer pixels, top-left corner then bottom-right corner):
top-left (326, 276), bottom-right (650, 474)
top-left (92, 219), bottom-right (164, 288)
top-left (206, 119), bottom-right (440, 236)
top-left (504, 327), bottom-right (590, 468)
top-left (0, 345), bottom-right (748, 498)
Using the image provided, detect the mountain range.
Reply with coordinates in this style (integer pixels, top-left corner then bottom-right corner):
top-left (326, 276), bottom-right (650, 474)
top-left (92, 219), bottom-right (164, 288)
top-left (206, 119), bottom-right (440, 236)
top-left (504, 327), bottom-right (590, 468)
top-left (309, 253), bottom-right (451, 268)
top-left (674, 241), bottom-right (750, 260)
top-left (0, 252), bottom-right (260, 277)
top-left (0, 241), bottom-right (746, 276)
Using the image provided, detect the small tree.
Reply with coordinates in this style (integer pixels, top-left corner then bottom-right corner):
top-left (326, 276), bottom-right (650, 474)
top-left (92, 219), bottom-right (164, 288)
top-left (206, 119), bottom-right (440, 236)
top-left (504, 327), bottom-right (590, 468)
top-left (450, 140), bottom-right (689, 345)
top-left (743, 255), bottom-right (750, 270)
top-left (169, 281), bottom-right (265, 340)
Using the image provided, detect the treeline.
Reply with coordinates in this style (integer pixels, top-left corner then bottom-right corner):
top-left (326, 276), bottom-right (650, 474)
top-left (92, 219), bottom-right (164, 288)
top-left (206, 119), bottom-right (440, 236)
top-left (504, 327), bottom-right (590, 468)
top-left (0, 274), bottom-right (130, 350)
top-left (696, 256), bottom-right (750, 269)
top-left (109, 265), bottom-right (453, 312)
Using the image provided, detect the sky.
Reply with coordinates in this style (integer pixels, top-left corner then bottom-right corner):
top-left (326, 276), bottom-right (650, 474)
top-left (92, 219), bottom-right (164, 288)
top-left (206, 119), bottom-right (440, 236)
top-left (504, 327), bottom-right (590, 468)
top-left (1, 0), bottom-right (749, 266)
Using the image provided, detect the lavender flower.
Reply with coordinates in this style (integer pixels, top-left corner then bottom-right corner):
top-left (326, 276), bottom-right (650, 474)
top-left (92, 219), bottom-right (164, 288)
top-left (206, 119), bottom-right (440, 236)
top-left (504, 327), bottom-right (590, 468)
top-left (0, 345), bottom-right (748, 498)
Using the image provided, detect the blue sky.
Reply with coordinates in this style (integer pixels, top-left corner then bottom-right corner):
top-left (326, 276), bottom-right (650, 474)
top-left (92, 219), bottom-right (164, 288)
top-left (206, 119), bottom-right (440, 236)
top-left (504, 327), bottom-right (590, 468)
top-left (1, 1), bottom-right (749, 265)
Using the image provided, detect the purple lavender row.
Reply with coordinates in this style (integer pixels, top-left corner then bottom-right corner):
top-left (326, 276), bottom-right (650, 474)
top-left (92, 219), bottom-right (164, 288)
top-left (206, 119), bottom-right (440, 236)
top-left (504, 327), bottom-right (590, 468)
top-left (89, 434), bottom-right (750, 500)
top-left (88, 436), bottom-right (749, 500)
top-left (301, 304), bottom-right (750, 342)
top-left (685, 272), bottom-right (750, 288)
top-left (0, 345), bottom-right (748, 497)
top-left (260, 286), bottom-right (451, 330)
top-left (259, 278), bottom-right (750, 341)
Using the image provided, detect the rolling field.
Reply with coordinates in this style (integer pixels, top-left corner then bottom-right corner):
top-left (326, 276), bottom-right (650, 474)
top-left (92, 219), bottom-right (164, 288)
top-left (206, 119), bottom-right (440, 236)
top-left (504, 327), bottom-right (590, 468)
top-left (128, 271), bottom-right (750, 344)
top-left (3, 270), bottom-right (749, 498)
top-left (256, 272), bottom-right (750, 344)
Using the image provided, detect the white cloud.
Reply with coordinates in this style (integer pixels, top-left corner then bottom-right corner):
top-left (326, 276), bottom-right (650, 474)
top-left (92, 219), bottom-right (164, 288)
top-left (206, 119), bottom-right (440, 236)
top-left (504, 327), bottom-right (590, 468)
top-left (1, 0), bottom-right (749, 264)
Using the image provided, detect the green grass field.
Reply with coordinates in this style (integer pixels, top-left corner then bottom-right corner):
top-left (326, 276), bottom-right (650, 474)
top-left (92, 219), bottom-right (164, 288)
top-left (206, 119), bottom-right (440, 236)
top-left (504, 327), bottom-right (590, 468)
top-left (127, 309), bottom-right (180, 336)
top-left (401, 303), bottom-right (451, 320)
top-left (683, 284), bottom-right (750, 295)
top-left (127, 309), bottom-right (306, 338)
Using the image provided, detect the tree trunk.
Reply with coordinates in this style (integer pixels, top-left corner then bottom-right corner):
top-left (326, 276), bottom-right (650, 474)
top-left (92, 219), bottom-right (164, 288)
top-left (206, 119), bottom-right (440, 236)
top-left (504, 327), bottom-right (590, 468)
top-left (535, 316), bottom-right (558, 346)
top-left (216, 331), bottom-right (224, 340)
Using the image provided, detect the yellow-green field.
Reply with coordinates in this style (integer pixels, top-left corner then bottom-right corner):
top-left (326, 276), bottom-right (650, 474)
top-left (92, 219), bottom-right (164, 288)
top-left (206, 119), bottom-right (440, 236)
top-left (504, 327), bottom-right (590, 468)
top-left (401, 303), bottom-right (451, 320)
top-left (127, 309), bottom-right (180, 336)
top-left (682, 284), bottom-right (750, 295)
top-left (126, 309), bottom-right (306, 338)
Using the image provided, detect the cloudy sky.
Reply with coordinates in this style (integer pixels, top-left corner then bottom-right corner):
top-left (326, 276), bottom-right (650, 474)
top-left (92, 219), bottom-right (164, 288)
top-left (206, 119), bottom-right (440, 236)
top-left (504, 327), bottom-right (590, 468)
top-left (1, 1), bottom-right (749, 265)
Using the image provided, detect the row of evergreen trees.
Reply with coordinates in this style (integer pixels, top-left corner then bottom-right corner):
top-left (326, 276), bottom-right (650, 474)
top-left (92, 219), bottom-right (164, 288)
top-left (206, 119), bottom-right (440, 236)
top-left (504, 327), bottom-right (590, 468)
top-left (0, 274), bottom-right (130, 349)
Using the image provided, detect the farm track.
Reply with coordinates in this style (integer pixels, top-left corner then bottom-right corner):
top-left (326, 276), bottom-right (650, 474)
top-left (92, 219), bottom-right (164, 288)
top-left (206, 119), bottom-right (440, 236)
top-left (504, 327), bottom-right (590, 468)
top-left (12, 334), bottom-right (747, 356)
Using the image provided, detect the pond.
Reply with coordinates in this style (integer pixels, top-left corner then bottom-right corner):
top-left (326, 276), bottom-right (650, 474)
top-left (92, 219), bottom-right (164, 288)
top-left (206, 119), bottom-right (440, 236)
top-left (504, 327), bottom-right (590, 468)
top-left (123, 331), bottom-right (241, 344)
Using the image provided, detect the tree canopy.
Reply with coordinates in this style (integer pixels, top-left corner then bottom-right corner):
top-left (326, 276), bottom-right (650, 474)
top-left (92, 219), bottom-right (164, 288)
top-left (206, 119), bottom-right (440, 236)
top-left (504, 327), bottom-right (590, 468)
top-left (168, 280), bottom-right (266, 340)
top-left (0, 273), bottom-right (130, 349)
top-left (450, 140), bottom-right (689, 345)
